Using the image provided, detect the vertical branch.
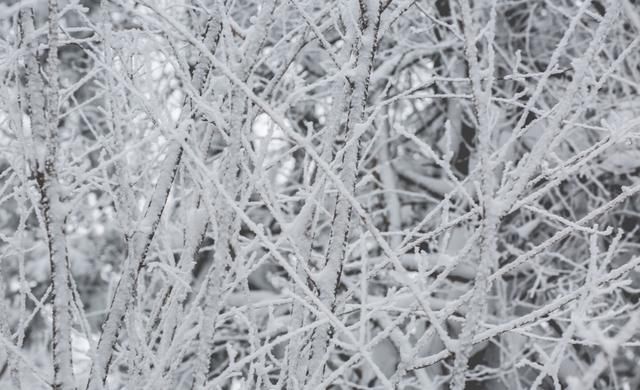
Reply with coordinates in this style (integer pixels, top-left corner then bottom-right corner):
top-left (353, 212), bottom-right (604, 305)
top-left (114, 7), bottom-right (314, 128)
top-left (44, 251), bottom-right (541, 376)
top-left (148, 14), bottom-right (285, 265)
top-left (21, 1), bottom-right (77, 388)
top-left (450, 0), bottom-right (498, 389)
top-left (307, 0), bottom-right (383, 386)
top-left (379, 116), bottom-right (402, 249)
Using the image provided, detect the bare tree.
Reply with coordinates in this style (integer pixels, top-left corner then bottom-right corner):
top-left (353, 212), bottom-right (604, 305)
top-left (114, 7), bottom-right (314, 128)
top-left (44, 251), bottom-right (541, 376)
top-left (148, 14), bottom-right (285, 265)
top-left (1, 0), bottom-right (640, 389)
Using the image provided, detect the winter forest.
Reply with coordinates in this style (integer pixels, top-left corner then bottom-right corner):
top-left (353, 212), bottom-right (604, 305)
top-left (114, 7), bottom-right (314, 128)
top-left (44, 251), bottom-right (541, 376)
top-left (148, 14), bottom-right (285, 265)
top-left (2, 0), bottom-right (640, 389)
